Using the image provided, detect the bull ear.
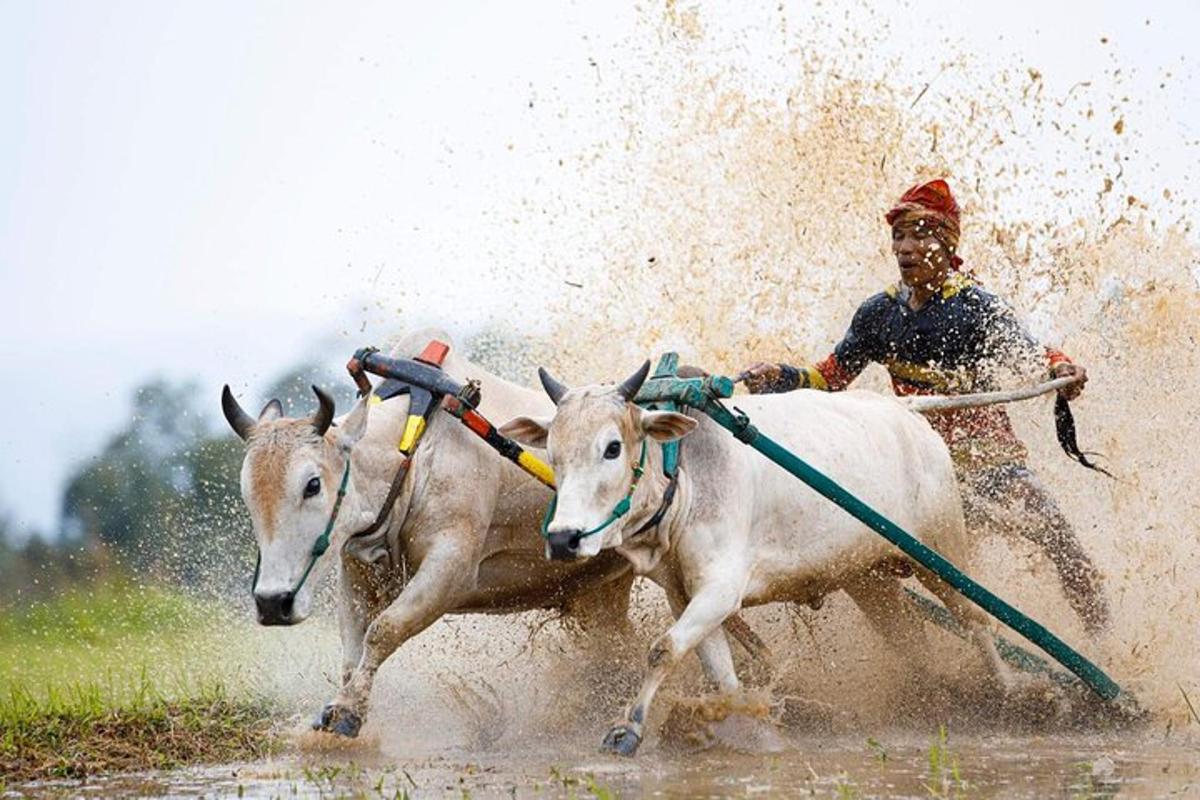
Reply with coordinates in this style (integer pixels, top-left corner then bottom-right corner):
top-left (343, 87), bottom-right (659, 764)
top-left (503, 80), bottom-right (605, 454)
top-left (639, 410), bottom-right (697, 442)
top-left (258, 399), bottom-right (283, 422)
top-left (311, 385), bottom-right (335, 436)
top-left (221, 385), bottom-right (256, 441)
top-left (538, 367), bottom-right (570, 405)
top-left (336, 394), bottom-right (370, 452)
top-left (617, 359), bottom-right (651, 402)
top-left (499, 416), bottom-right (552, 449)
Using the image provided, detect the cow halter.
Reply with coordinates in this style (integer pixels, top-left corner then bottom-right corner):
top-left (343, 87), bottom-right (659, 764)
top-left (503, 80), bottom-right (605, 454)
top-left (251, 458), bottom-right (351, 597)
top-left (540, 441), bottom-right (648, 540)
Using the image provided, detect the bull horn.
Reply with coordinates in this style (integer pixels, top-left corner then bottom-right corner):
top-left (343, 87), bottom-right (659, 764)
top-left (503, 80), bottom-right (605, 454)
top-left (538, 367), bottom-right (570, 405)
top-left (221, 385), bottom-right (256, 441)
top-left (617, 359), bottom-right (651, 402)
top-left (311, 385), bottom-right (335, 436)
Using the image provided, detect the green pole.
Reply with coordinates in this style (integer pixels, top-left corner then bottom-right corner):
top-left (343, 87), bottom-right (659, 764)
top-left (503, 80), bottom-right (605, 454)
top-left (636, 356), bottom-right (1125, 703)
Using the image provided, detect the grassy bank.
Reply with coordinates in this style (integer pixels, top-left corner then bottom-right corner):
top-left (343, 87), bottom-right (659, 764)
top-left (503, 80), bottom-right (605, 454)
top-left (0, 582), bottom-right (282, 785)
top-left (1, 677), bottom-right (276, 782)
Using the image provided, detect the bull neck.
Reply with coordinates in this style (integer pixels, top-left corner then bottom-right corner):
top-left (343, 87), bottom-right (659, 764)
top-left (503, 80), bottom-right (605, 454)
top-left (621, 439), bottom-right (683, 540)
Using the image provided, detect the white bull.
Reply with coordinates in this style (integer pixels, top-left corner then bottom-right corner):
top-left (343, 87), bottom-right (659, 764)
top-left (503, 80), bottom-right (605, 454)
top-left (220, 332), bottom-right (642, 737)
top-left (500, 361), bottom-right (1017, 755)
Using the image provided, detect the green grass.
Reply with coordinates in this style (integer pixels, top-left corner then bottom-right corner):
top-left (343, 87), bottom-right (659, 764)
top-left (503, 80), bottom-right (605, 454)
top-left (0, 580), bottom-right (212, 699)
top-left (0, 674), bottom-right (277, 781)
top-left (0, 581), bottom-right (282, 784)
top-left (925, 725), bottom-right (968, 799)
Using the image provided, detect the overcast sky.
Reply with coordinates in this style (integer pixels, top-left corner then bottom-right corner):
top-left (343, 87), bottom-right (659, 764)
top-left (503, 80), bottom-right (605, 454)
top-left (2, 1), bottom-right (1197, 535)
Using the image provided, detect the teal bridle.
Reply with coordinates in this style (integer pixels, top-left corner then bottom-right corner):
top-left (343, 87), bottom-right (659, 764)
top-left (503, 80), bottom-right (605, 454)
top-left (540, 440), bottom-right (647, 540)
top-left (251, 458), bottom-right (351, 597)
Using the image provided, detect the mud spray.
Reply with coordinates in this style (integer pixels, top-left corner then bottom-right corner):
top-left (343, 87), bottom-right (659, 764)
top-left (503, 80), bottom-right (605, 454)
top-left (521, 1), bottom-right (1200, 729)
top-left (225, 1), bottom-right (1199, 793)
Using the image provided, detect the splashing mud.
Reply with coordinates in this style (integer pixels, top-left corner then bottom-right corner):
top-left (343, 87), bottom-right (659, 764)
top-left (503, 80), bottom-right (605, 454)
top-left (517, 1), bottom-right (1200, 733)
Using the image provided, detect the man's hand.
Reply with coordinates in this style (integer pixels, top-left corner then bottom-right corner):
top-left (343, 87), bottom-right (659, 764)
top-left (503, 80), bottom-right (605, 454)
top-left (739, 362), bottom-right (782, 394)
top-left (1053, 362), bottom-right (1088, 400)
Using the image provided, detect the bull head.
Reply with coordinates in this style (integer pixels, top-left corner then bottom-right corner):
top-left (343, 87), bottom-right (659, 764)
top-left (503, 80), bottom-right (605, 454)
top-left (222, 385), bottom-right (336, 441)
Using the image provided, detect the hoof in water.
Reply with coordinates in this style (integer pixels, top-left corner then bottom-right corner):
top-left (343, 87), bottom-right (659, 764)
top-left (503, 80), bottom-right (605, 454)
top-left (601, 724), bottom-right (642, 756)
top-left (312, 703), bottom-right (362, 738)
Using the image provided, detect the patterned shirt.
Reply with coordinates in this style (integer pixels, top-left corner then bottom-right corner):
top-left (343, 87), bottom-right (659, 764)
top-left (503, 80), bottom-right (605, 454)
top-left (761, 272), bottom-right (1070, 467)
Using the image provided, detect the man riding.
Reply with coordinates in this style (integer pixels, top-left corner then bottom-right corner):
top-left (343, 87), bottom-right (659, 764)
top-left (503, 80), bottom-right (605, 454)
top-left (741, 179), bottom-right (1110, 634)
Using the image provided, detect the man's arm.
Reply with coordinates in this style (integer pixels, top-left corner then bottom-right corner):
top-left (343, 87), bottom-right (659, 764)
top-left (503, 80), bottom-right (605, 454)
top-left (744, 298), bottom-right (882, 394)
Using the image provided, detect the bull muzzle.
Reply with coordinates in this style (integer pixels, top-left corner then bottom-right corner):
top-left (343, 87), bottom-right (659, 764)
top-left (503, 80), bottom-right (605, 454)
top-left (255, 590), bottom-right (298, 625)
top-left (545, 530), bottom-right (584, 561)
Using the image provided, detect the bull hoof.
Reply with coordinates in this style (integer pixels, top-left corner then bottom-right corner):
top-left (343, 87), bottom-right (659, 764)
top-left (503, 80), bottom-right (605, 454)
top-left (601, 724), bottom-right (642, 756)
top-left (312, 703), bottom-right (362, 738)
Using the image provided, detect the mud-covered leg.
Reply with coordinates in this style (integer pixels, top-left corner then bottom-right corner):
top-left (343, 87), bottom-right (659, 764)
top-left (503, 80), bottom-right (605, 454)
top-left (661, 580), bottom-right (740, 692)
top-left (963, 465), bottom-right (1109, 635)
top-left (334, 555), bottom-right (391, 686)
top-left (314, 539), bottom-right (471, 737)
top-left (1008, 470), bottom-right (1110, 634)
top-left (844, 572), bottom-right (933, 668)
top-left (914, 569), bottom-right (1017, 691)
top-left (602, 580), bottom-right (742, 756)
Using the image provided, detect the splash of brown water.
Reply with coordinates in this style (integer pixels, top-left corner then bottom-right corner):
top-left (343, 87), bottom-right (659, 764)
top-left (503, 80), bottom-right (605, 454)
top-left (288, 3), bottom-right (1199, 752)
top-left (516, 2), bottom-right (1200, 728)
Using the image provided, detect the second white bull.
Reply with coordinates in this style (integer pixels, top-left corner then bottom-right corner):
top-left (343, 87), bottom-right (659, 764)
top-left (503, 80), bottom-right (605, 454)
top-left (500, 361), bottom-right (1017, 755)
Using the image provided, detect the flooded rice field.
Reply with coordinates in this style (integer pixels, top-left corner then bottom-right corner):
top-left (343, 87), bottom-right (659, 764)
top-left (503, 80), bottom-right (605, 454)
top-left (9, 585), bottom-right (1200, 798)
top-left (19, 729), bottom-right (1200, 798)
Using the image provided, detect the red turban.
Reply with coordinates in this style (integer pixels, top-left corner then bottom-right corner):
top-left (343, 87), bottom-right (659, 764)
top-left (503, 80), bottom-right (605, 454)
top-left (885, 179), bottom-right (963, 268)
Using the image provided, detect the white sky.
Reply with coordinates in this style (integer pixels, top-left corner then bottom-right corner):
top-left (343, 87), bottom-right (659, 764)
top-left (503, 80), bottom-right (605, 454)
top-left (1, 1), bottom-right (1196, 535)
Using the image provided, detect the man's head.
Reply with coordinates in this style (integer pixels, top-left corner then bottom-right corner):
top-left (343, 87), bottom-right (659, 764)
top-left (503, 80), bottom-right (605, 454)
top-left (886, 179), bottom-right (962, 291)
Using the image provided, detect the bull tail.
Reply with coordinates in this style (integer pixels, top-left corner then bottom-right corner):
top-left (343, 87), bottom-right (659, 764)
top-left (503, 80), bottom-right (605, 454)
top-left (901, 375), bottom-right (1079, 413)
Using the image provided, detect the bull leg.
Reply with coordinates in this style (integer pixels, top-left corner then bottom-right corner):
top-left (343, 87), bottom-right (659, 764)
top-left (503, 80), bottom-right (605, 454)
top-left (913, 569), bottom-right (1017, 691)
top-left (843, 572), bottom-right (932, 665)
top-left (335, 558), bottom-right (389, 686)
top-left (602, 579), bottom-right (743, 756)
top-left (335, 582), bottom-right (370, 687)
top-left (314, 539), bottom-right (474, 737)
top-left (663, 580), bottom-right (739, 691)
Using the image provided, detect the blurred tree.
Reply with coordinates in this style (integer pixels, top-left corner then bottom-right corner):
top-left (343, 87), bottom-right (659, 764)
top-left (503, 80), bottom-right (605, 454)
top-left (58, 378), bottom-right (247, 587)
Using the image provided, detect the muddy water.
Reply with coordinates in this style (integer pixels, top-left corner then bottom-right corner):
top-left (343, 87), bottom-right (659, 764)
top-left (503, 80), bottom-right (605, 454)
top-left (20, 731), bottom-right (1200, 798)
top-left (14, 594), bottom-right (1200, 798)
